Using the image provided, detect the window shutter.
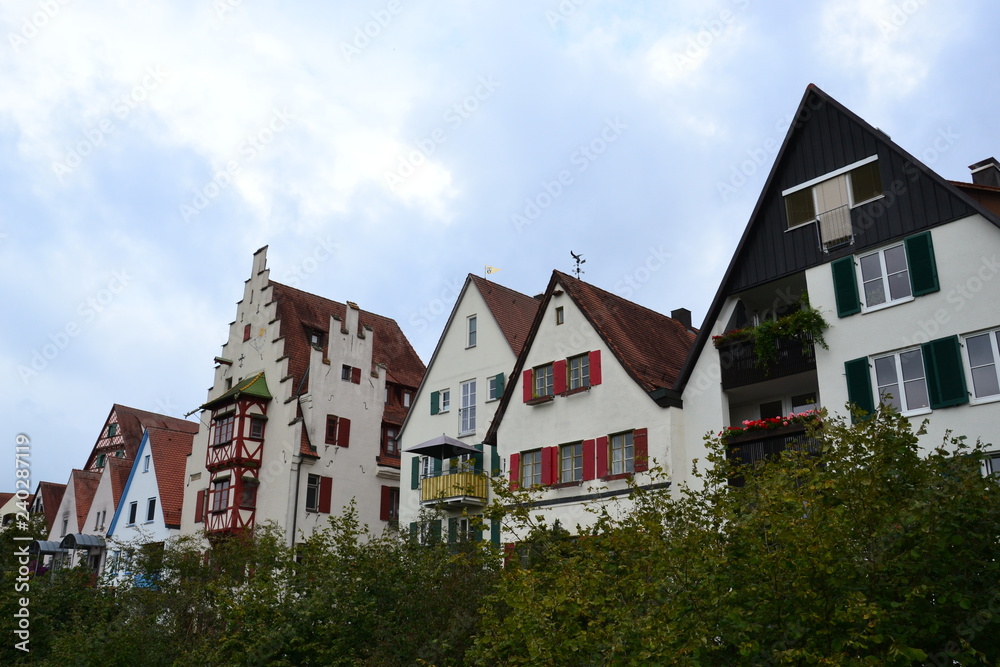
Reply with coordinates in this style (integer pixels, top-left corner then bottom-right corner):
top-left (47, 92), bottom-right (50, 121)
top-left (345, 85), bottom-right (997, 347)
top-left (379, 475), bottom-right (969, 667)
top-left (831, 257), bottom-right (861, 317)
top-left (589, 350), bottom-right (602, 386)
top-left (905, 231), bottom-right (939, 296)
top-left (522, 369), bottom-right (533, 402)
top-left (379, 485), bottom-right (391, 521)
top-left (411, 456), bottom-right (420, 490)
top-left (429, 521), bottom-right (442, 545)
top-left (448, 517), bottom-right (458, 544)
top-left (194, 490), bottom-right (205, 524)
top-left (509, 453), bottom-right (520, 490)
top-left (553, 359), bottom-right (567, 394)
top-left (582, 439), bottom-right (596, 481)
top-left (595, 436), bottom-right (609, 478)
top-left (409, 522), bottom-right (418, 541)
top-left (430, 391), bottom-right (440, 415)
top-left (541, 446), bottom-right (555, 485)
top-left (318, 476), bottom-right (332, 514)
top-left (433, 457), bottom-right (442, 475)
top-left (490, 444), bottom-right (501, 475)
top-left (351, 366), bottom-right (362, 384)
top-left (338, 418), bottom-right (351, 447)
top-left (474, 443), bottom-right (484, 473)
top-left (491, 520), bottom-right (500, 546)
top-left (844, 357), bottom-right (875, 420)
top-left (494, 372), bottom-right (505, 396)
top-left (633, 428), bottom-right (649, 472)
top-left (472, 523), bottom-right (483, 542)
top-left (243, 324), bottom-right (251, 341)
top-left (922, 335), bottom-right (968, 408)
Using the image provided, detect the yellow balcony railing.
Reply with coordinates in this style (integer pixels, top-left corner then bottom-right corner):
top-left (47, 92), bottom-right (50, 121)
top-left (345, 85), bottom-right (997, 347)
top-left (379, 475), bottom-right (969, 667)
top-left (420, 471), bottom-right (489, 505)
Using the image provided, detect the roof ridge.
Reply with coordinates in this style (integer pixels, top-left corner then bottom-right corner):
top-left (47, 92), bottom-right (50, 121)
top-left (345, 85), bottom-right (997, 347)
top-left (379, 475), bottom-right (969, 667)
top-left (551, 270), bottom-right (690, 327)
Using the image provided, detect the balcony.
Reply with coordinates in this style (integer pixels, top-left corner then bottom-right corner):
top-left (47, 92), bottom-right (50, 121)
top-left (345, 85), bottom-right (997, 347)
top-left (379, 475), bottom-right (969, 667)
top-left (420, 470), bottom-right (488, 507)
top-left (724, 422), bottom-right (821, 487)
top-left (206, 439), bottom-right (263, 472)
top-left (717, 335), bottom-right (816, 391)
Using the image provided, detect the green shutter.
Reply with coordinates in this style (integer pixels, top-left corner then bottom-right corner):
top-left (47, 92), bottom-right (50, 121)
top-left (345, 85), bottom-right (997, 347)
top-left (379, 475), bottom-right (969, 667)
top-left (831, 256), bottom-right (861, 317)
top-left (433, 458), bottom-right (442, 475)
top-left (429, 521), bottom-right (442, 545)
top-left (490, 444), bottom-right (501, 476)
top-left (448, 517), bottom-right (458, 544)
top-left (491, 519), bottom-right (501, 547)
top-left (494, 372), bottom-right (505, 397)
top-left (474, 443), bottom-right (484, 473)
top-left (411, 456), bottom-right (420, 490)
top-left (472, 518), bottom-right (483, 542)
top-left (409, 522), bottom-right (418, 541)
top-left (905, 231), bottom-right (939, 296)
top-left (430, 391), bottom-right (440, 415)
top-left (845, 357), bottom-right (875, 420)
top-left (922, 335), bottom-right (968, 408)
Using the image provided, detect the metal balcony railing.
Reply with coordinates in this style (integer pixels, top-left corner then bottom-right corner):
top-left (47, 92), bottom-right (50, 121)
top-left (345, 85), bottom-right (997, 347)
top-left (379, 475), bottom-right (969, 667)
top-left (718, 335), bottom-right (817, 390)
top-left (724, 423), bottom-right (821, 487)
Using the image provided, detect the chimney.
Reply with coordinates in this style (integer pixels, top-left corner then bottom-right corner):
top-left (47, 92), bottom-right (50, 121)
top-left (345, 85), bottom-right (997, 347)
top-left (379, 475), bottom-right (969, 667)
top-left (969, 158), bottom-right (1000, 188)
top-left (671, 308), bottom-right (692, 331)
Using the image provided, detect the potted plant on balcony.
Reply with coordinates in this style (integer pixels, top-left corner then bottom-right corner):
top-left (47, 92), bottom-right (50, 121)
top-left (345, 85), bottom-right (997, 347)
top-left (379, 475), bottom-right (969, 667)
top-left (712, 295), bottom-right (829, 368)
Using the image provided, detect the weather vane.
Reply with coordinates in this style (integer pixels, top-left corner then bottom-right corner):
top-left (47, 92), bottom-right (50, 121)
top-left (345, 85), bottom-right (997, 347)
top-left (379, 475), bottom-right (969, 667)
top-left (570, 251), bottom-right (586, 279)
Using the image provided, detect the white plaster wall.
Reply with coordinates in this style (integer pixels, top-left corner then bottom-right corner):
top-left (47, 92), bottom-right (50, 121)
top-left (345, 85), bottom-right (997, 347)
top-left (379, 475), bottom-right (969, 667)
top-left (110, 436), bottom-right (176, 546)
top-left (807, 214), bottom-right (1000, 450)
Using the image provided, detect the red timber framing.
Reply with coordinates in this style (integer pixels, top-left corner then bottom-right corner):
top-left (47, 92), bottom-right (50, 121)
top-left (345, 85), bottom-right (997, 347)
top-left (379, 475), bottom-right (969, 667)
top-left (205, 466), bottom-right (259, 534)
top-left (206, 398), bottom-right (268, 472)
top-left (204, 397), bottom-right (268, 534)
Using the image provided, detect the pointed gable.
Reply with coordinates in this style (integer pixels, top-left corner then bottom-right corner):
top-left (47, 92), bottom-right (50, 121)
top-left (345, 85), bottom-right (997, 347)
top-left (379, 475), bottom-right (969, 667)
top-left (31, 482), bottom-right (66, 533)
top-left (71, 470), bottom-right (102, 532)
top-left (84, 404), bottom-right (198, 471)
top-left (469, 274), bottom-right (541, 354)
top-left (147, 426), bottom-right (195, 529)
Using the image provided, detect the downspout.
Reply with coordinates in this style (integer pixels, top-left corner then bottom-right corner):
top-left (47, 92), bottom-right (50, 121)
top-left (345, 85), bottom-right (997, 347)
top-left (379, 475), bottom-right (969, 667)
top-left (290, 365), bottom-right (312, 550)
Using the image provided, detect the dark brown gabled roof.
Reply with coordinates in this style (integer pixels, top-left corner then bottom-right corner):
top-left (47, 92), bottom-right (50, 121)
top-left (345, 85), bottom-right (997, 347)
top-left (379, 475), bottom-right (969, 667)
top-left (70, 470), bottom-right (102, 533)
top-left (951, 180), bottom-right (1000, 217)
top-left (85, 404), bottom-right (198, 470)
top-left (31, 482), bottom-right (66, 533)
top-left (470, 274), bottom-right (541, 355)
top-left (269, 281), bottom-right (426, 391)
top-left (147, 426), bottom-right (196, 529)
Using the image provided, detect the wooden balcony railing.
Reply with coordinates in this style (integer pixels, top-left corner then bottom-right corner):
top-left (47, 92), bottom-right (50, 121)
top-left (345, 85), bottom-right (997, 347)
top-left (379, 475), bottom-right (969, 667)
top-left (718, 335), bottom-right (816, 390)
top-left (420, 471), bottom-right (489, 506)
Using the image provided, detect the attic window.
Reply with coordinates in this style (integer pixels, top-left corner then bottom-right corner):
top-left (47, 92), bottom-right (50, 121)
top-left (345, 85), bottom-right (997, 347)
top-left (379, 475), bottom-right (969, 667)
top-left (783, 156), bottom-right (883, 246)
top-left (108, 423), bottom-right (117, 437)
top-left (555, 306), bottom-right (564, 325)
top-left (309, 330), bottom-right (323, 347)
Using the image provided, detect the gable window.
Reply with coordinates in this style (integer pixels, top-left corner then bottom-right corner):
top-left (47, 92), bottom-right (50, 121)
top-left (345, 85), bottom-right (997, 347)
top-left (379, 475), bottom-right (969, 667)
top-left (95, 453), bottom-right (106, 469)
top-left (488, 373), bottom-right (504, 401)
top-left (250, 416), bottom-right (266, 439)
top-left (146, 498), bottom-right (157, 522)
top-left (212, 414), bottom-right (235, 445)
top-left (143, 455), bottom-right (151, 473)
top-left (859, 243), bottom-right (911, 309)
top-left (609, 431), bottom-right (634, 476)
top-left (211, 478), bottom-right (231, 513)
top-left (783, 156), bottom-right (883, 229)
top-left (534, 363), bottom-right (554, 398)
top-left (560, 443), bottom-right (583, 483)
top-left (568, 354), bottom-right (590, 390)
top-left (467, 315), bottom-right (477, 348)
top-left (874, 349), bottom-right (929, 415)
top-left (403, 392), bottom-right (411, 408)
top-left (244, 324), bottom-right (252, 342)
top-left (555, 306), bottom-right (564, 325)
top-left (460, 380), bottom-right (476, 435)
top-left (521, 449), bottom-right (542, 487)
top-left (964, 329), bottom-right (1000, 402)
top-left (309, 330), bottom-right (323, 347)
top-left (127, 502), bottom-right (138, 526)
top-left (108, 423), bottom-right (117, 437)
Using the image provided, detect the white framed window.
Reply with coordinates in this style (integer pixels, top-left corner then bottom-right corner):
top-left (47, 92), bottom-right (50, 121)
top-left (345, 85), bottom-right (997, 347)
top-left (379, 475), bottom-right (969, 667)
top-left (560, 442), bottom-right (583, 483)
top-left (534, 363), bottom-right (554, 398)
top-left (305, 475), bottom-right (320, 512)
top-left (143, 454), bottom-right (151, 472)
top-left (127, 502), bottom-right (137, 526)
top-left (568, 354), bottom-right (590, 390)
top-left (964, 329), bottom-right (1000, 403)
top-left (440, 388), bottom-right (451, 412)
top-left (858, 243), bottom-right (912, 310)
top-left (467, 315), bottom-right (477, 348)
top-left (420, 456), bottom-right (435, 479)
top-left (460, 380), bottom-right (476, 435)
top-left (146, 498), bottom-right (156, 522)
top-left (555, 306), bottom-right (564, 325)
top-left (488, 374), bottom-right (502, 401)
top-left (873, 349), bottom-right (929, 415)
top-left (521, 449), bottom-right (542, 487)
top-left (403, 392), bottom-right (411, 408)
top-left (211, 478), bottom-right (231, 513)
top-left (982, 452), bottom-right (1000, 476)
top-left (610, 431), bottom-right (634, 475)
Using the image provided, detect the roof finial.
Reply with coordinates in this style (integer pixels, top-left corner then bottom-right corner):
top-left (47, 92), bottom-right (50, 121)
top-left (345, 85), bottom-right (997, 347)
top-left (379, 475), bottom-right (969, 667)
top-left (570, 251), bottom-right (586, 279)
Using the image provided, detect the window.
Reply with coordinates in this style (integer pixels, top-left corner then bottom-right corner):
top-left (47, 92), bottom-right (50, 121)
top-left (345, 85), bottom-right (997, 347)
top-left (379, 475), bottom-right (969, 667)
top-left (127, 502), bottom-right (137, 525)
top-left (382, 424), bottom-right (399, 456)
top-left (420, 456), bottom-right (435, 479)
top-left (146, 498), bottom-right (156, 522)
top-left (467, 315), bottom-right (477, 347)
top-left (521, 450), bottom-right (542, 487)
top-left (859, 243), bottom-right (911, 309)
top-left (441, 389), bottom-right (450, 412)
top-left (240, 480), bottom-right (258, 508)
top-left (324, 415), bottom-right (351, 447)
top-left (560, 443), bottom-right (583, 482)
top-left (534, 363), bottom-right (554, 398)
top-left (380, 485), bottom-right (400, 522)
top-left (250, 416), bottom-right (265, 439)
top-left (759, 399), bottom-right (783, 420)
top-left (309, 330), bottom-right (322, 347)
top-left (609, 431), bottom-right (634, 476)
top-left (212, 414), bottom-right (235, 445)
top-left (108, 423), bottom-right (117, 437)
top-left (791, 392), bottom-right (818, 412)
top-left (243, 323), bottom-right (252, 341)
top-left (143, 455), bottom-right (151, 473)
top-left (568, 354), bottom-right (590, 390)
top-left (964, 329), bottom-right (1000, 402)
top-left (342, 365), bottom-right (352, 381)
top-left (555, 306), bottom-right (564, 325)
top-left (95, 453), bottom-right (106, 469)
top-left (488, 373), bottom-right (504, 401)
top-left (873, 349), bottom-right (929, 415)
top-left (403, 392), bottom-right (411, 408)
top-left (306, 475), bottom-right (320, 512)
top-left (983, 452), bottom-right (1000, 476)
top-left (326, 415), bottom-right (339, 444)
top-left (460, 380), bottom-right (476, 435)
top-left (211, 478), bottom-right (231, 513)
top-left (783, 157), bottom-right (883, 229)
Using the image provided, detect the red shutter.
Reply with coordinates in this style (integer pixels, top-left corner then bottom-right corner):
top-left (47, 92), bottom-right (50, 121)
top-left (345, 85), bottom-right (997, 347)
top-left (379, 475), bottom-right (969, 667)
top-left (553, 359), bottom-right (567, 395)
top-left (338, 417), bottom-right (351, 447)
top-left (522, 370), bottom-right (533, 402)
top-left (582, 439), bottom-right (596, 481)
top-left (243, 324), bottom-right (251, 341)
top-left (596, 436), bottom-right (609, 478)
top-left (503, 543), bottom-right (516, 566)
top-left (319, 476), bottom-right (332, 514)
top-left (589, 350), bottom-right (602, 386)
top-left (194, 490), bottom-right (205, 523)
top-left (633, 428), bottom-right (649, 472)
top-left (541, 446), bottom-right (554, 485)
top-left (351, 366), bottom-right (362, 384)
top-left (379, 485), bottom-right (391, 521)
top-left (509, 453), bottom-right (520, 490)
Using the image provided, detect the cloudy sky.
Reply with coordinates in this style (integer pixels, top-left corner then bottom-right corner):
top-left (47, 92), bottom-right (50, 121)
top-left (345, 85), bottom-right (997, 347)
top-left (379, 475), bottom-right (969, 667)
top-left (3, 0), bottom-right (998, 489)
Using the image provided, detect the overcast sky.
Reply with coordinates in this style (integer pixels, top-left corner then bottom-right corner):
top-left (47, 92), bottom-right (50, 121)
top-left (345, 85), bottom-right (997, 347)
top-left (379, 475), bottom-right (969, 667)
top-left (3, 0), bottom-right (998, 490)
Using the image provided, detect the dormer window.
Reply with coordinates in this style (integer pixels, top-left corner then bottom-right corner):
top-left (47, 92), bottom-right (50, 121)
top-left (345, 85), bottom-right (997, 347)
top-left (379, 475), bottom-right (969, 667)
top-left (783, 156), bottom-right (883, 248)
top-left (308, 330), bottom-right (323, 347)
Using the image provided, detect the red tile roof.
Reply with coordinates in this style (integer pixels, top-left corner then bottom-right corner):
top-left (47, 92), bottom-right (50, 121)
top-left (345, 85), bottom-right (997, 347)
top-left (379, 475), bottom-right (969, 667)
top-left (269, 281), bottom-right (426, 391)
top-left (32, 482), bottom-right (66, 533)
top-left (470, 275), bottom-right (541, 355)
top-left (551, 270), bottom-right (696, 392)
top-left (107, 457), bottom-right (132, 508)
top-left (146, 426), bottom-right (196, 529)
top-left (71, 470), bottom-right (102, 533)
top-left (85, 404), bottom-right (198, 470)
top-left (0, 492), bottom-right (13, 509)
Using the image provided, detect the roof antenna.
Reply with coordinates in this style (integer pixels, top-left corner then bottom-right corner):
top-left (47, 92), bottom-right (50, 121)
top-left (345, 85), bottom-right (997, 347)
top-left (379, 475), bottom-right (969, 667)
top-left (570, 251), bottom-right (586, 279)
